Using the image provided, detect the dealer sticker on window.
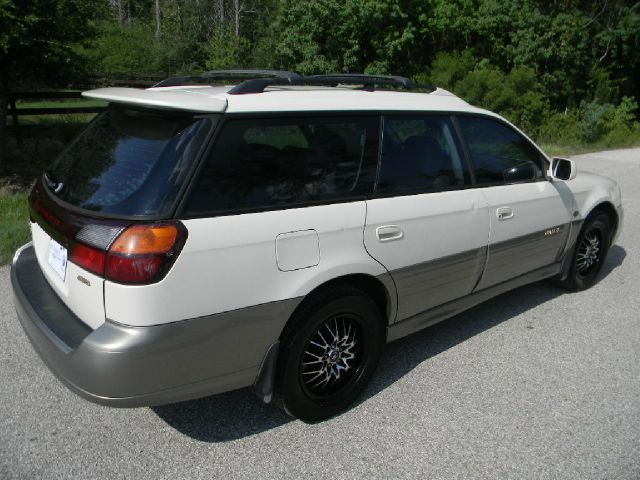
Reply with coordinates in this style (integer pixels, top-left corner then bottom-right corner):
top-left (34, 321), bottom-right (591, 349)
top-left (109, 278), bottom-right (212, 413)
top-left (48, 238), bottom-right (68, 282)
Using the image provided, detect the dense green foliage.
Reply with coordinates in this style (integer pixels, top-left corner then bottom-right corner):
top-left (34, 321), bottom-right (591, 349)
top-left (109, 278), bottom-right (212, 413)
top-left (2, 0), bottom-right (640, 159)
top-left (0, 0), bottom-right (105, 172)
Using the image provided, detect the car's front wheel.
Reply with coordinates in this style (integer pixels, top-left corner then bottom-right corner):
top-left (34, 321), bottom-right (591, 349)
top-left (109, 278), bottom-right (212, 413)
top-left (276, 286), bottom-right (385, 421)
top-left (561, 212), bottom-right (612, 291)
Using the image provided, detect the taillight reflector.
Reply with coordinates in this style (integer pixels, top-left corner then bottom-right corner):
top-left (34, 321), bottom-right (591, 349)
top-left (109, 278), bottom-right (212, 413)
top-left (70, 243), bottom-right (106, 277)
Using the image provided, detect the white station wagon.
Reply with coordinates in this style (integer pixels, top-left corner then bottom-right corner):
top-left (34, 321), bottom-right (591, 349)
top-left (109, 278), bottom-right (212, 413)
top-left (11, 71), bottom-right (623, 421)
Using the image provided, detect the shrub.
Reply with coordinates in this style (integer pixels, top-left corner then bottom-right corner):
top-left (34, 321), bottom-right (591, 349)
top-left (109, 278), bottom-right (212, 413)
top-left (86, 22), bottom-right (162, 75)
top-left (450, 63), bottom-right (550, 134)
top-left (578, 96), bottom-right (639, 144)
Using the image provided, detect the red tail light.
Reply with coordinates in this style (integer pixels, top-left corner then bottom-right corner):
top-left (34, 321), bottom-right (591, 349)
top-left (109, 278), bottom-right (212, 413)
top-left (70, 222), bottom-right (187, 285)
top-left (70, 243), bottom-right (106, 276)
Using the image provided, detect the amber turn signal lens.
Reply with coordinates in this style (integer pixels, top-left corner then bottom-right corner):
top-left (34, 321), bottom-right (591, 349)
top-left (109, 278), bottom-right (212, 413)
top-left (110, 224), bottom-right (179, 255)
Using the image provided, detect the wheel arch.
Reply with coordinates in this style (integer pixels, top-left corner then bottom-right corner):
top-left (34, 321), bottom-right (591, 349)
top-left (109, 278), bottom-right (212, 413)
top-left (284, 273), bottom-right (396, 337)
top-left (587, 201), bottom-right (619, 245)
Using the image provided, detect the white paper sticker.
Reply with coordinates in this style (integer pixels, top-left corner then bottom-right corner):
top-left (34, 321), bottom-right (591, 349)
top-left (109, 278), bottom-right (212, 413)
top-left (48, 238), bottom-right (68, 282)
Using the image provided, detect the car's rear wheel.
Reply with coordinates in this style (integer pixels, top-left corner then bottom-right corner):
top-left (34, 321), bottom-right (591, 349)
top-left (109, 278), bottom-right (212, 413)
top-left (276, 286), bottom-right (385, 421)
top-left (560, 212), bottom-right (611, 291)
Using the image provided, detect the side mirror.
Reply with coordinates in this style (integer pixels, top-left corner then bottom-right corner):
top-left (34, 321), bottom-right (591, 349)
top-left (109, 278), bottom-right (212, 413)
top-left (503, 162), bottom-right (537, 183)
top-left (549, 157), bottom-right (577, 181)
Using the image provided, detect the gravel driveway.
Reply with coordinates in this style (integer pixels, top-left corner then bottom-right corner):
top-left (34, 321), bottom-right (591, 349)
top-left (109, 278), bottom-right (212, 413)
top-left (1, 148), bottom-right (638, 479)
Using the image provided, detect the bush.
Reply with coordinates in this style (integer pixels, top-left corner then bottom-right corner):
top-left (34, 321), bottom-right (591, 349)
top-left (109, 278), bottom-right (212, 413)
top-left (439, 60), bottom-right (550, 134)
top-left (537, 97), bottom-right (640, 148)
top-left (86, 22), bottom-right (162, 74)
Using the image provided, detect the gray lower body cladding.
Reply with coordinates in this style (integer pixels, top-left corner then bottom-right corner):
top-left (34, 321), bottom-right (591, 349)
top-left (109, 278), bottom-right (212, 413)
top-left (475, 224), bottom-right (570, 289)
top-left (12, 245), bottom-right (301, 407)
top-left (390, 247), bottom-right (487, 320)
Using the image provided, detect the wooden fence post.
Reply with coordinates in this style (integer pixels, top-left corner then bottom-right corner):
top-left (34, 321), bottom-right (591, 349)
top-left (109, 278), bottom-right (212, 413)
top-left (9, 95), bottom-right (22, 147)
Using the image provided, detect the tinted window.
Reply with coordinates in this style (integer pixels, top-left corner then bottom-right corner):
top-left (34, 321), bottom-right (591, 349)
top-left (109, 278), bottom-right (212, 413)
top-left (46, 106), bottom-right (211, 217)
top-left (185, 116), bottom-right (379, 215)
top-left (457, 116), bottom-right (545, 184)
top-left (377, 115), bottom-right (470, 193)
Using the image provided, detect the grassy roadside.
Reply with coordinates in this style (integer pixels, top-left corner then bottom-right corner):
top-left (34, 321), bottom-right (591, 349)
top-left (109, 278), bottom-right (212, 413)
top-left (0, 191), bottom-right (29, 266)
top-left (540, 142), bottom-right (640, 158)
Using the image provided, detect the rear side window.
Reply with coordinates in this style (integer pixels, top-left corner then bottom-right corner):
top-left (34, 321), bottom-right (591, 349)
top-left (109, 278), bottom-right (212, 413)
top-left (457, 116), bottom-right (545, 184)
top-left (185, 116), bottom-right (379, 215)
top-left (377, 115), bottom-right (471, 193)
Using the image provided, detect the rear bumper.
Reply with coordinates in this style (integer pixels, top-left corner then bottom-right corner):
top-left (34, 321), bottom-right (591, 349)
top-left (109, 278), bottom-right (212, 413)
top-left (11, 244), bottom-right (299, 407)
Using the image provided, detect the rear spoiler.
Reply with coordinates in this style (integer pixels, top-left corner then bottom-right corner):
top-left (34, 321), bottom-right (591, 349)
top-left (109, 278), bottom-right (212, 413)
top-left (82, 87), bottom-right (228, 113)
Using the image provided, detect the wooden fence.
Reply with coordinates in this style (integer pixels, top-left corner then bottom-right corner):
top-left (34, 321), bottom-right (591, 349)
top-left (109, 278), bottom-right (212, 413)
top-left (6, 75), bottom-right (164, 145)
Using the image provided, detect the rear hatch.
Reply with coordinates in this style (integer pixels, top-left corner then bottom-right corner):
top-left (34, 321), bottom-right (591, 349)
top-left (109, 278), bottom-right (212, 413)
top-left (29, 105), bottom-right (212, 329)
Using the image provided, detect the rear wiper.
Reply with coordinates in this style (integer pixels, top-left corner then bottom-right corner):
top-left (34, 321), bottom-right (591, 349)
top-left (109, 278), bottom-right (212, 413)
top-left (43, 172), bottom-right (64, 193)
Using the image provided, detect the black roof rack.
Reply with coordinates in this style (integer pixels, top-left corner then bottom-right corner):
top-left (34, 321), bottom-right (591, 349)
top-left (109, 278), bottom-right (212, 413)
top-left (153, 69), bottom-right (302, 89)
top-left (153, 70), bottom-right (434, 95)
top-left (305, 74), bottom-right (416, 90)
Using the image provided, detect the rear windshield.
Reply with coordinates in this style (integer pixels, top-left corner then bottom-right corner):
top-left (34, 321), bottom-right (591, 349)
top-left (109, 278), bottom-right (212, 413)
top-left (45, 106), bottom-right (212, 217)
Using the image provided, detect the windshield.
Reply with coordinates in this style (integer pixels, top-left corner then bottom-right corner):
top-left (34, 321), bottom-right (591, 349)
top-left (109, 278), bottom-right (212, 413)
top-left (45, 105), bottom-right (212, 217)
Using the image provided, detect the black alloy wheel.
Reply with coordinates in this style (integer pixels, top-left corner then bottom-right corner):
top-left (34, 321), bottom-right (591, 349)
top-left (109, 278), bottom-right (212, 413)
top-left (276, 286), bottom-right (385, 421)
top-left (561, 212), bottom-right (611, 291)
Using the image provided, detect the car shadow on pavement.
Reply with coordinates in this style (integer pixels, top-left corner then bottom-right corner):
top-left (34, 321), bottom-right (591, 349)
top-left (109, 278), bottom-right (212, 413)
top-left (152, 245), bottom-right (626, 441)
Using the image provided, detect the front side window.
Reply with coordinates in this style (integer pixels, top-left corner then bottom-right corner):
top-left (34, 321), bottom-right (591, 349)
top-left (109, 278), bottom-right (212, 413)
top-left (377, 115), bottom-right (471, 193)
top-left (456, 116), bottom-right (546, 184)
top-left (185, 116), bottom-right (379, 215)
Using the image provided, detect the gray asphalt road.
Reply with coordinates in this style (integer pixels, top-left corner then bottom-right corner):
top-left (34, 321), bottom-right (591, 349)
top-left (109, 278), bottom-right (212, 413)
top-left (1, 149), bottom-right (639, 480)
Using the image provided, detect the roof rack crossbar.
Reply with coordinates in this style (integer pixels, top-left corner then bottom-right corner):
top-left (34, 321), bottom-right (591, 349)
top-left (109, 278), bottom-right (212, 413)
top-left (305, 74), bottom-right (416, 90)
top-left (152, 70), bottom-right (435, 94)
top-left (202, 69), bottom-right (301, 82)
top-left (153, 69), bottom-right (301, 88)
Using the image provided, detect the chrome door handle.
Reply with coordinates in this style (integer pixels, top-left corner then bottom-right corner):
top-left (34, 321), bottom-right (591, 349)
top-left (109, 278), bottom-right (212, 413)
top-left (496, 206), bottom-right (514, 221)
top-left (376, 225), bottom-right (404, 242)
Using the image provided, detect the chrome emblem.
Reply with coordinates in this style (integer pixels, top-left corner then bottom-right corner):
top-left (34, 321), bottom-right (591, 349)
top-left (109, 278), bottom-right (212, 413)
top-left (77, 275), bottom-right (91, 287)
top-left (544, 227), bottom-right (561, 237)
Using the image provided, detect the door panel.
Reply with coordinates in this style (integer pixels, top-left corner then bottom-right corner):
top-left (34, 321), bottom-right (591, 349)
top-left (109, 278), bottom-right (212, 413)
top-left (475, 181), bottom-right (573, 289)
top-left (365, 190), bottom-right (490, 321)
top-left (454, 115), bottom-right (574, 290)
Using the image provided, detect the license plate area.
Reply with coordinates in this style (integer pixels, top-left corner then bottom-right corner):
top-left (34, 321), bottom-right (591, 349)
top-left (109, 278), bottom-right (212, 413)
top-left (48, 238), bottom-right (68, 282)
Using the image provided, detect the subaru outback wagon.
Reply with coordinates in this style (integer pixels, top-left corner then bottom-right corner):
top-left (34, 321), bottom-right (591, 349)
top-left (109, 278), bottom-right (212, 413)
top-left (11, 71), bottom-right (623, 421)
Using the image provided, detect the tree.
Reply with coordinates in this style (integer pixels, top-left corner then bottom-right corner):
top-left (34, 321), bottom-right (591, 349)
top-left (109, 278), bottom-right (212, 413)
top-left (155, 0), bottom-right (162, 39)
top-left (0, 0), bottom-right (104, 173)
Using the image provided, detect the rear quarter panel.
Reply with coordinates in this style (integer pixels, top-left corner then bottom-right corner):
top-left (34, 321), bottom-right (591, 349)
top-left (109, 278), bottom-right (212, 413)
top-left (104, 202), bottom-right (387, 327)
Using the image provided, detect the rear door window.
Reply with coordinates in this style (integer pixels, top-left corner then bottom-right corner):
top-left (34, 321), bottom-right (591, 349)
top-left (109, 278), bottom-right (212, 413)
top-left (377, 115), bottom-right (471, 193)
top-left (456, 116), bottom-right (545, 184)
top-left (184, 116), bottom-right (380, 215)
top-left (45, 105), bottom-right (212, 217)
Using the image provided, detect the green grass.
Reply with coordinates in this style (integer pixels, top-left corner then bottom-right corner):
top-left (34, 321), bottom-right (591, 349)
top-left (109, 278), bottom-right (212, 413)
top-left (0, 193), bottom-right (30, 266)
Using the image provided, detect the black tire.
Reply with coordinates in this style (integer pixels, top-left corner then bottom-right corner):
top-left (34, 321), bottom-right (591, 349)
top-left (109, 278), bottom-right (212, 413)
top-left (560, 212), bottom-right (611, 291)
top-left (275, 286), bottom-right (385, 422)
